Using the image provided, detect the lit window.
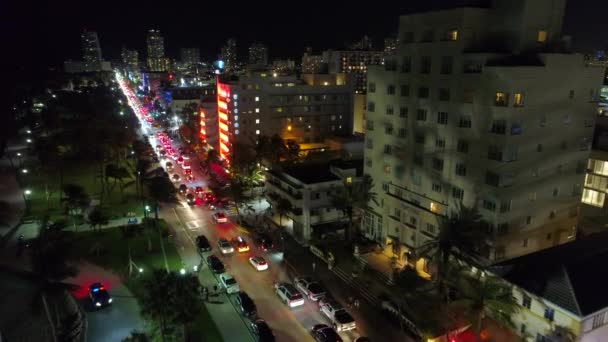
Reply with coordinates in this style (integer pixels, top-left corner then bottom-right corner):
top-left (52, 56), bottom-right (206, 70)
top-left (495, 92), bottom-right (509, 106)
top-left (287, 125), bottom-right (292, 131)
top-left (234, 109), bottom-right (238, 113)
top-left (234, 115), bottom-right (239, 121)
top-left (234, 123), bottom-right (239, 128)
top-left (256, 130), bottom-right (260, 135)
top-left (537, 30), bottom-right (548, 43)
top-left (384, 165), bottom-right (391, 174)
top-left (582, 189), bottom-right (606, 207)
top-left (447, 29), bottom-right (458, 41)
top-left (235, 129), bottom-right (239, 135)
top-left (589, 159), bottom-right (608, 176)
top-left (233, 94), bottom-right (238, 100)
top-left (276, 107), bottom-right (283, 112)
top-left (255, 108), bottom-right (259, 113)
top-left (514, 93), bottom-right (524, 107)
top-left (346, 177), bottom-right (352, 184)
top-left (255, 96), bottom-right (259, 102)
top-left (255, 119), bottom-right (260, 124)
top-left (430, 202), bottom-right (440, 213)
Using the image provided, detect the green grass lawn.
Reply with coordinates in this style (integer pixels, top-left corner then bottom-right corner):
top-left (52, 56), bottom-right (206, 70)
top-left (21, 159), bottom-right (143, 222)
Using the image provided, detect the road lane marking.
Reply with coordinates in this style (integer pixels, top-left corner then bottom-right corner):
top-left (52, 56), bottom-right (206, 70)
top-left (172, 208), bottom-right (195, 247)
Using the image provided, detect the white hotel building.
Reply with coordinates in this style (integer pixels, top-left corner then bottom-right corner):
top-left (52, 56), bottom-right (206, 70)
top-left (362, 0), bottom-right (604, 269)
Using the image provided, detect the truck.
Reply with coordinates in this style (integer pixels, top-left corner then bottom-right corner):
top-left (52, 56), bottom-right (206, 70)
top-left (318, 298), bottom-right (356, 332)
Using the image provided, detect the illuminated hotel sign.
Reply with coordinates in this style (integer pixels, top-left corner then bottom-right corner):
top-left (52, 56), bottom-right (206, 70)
top-left (217, 80), bottom-right (231, 163)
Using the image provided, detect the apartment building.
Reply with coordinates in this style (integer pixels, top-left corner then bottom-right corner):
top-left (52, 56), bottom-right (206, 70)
top-left (363, 0), bottom-right (604, 268)
top-left (216, 72), bottom-right (355, 163)
top-left (264, 159), bottom-right (363, 244)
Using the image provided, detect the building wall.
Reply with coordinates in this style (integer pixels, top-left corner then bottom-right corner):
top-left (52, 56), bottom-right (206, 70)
top-left (363, 4), bottom-right (604, 262)
top-left (353, 93), bottom-right (366, 134)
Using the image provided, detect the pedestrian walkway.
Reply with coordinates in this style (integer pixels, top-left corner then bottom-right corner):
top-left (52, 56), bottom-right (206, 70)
top-left (0, 143), bottom-right (28, 245)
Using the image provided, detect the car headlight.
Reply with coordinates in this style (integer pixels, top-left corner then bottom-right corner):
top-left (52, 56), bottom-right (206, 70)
top-left (108, 298), bottom-right (113, 303)
top-left (95, 302), bottom-right (102, 307)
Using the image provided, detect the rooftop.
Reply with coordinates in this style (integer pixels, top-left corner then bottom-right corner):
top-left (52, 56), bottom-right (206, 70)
top-left (282, 163), bottom-right (340, 184)
top-left (491, 230), bottom-right (608, 316)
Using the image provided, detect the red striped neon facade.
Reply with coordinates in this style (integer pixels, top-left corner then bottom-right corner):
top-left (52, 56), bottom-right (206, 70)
top-left (217, 81), bottom-right (231, 163)
top-left (199, 108), bottom-right (206, 143)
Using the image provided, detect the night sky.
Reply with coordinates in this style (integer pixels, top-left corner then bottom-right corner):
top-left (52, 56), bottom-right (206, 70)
top-left (3, 0), bottom-right (608, 70)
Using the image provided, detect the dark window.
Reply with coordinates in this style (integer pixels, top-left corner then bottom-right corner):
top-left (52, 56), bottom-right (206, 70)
top-left (385, 59), bottom-right (397, 71)
top-left (418, 87), bottom-right (429, 98)
top-left (482, 200), bottom-right (496, 211)
top-left (490, 120), bottom-right (507, 134)
top-left (367, 102), bottom-right (375, 112)
top-left (386, 105), bottom-right (394, 115)
top-left (415, 133), bottom-right (425, 144)
top-left (420, 30), bottom-right (434, 42)
top-left (416, 109), bottom-right (427, 121)
top-left (440, 56), bottom-right (453, 74)
top-left (435, 138), bottom-right (446, 149)
top-left (488, 145), bottom-right (503, 161)
top-left (497, 223), bottom-right (509, 236)
top-left (486, 171), bottom-right (500, 186)
top-left (413, 153), bottom-right (423, 166)
top-left (420, 56), bottom-right (431, 74)
top-left (366, 120), bottom-right (374, 131)
top-left (399, 107), bottom-right (408, 118)
top-left (400, 85), bottom-right (410, 96)
top-left (402, 32), bottom-right (414, 43)
top-left (544, 308), bottom-right (555, 322)
top-left (368, 83), bottom-right (376, 93)
top-left (439, 88), bottom-right (451, 101)
top-left (432, 158), bottom-right (444, 171)
top-left (511, 121), bottom-right (523, 135)
top-left (522, 294), bottom-right (531, 308)
top-left (398, 128), bottom-right (407, 138)
top-left (432, 183), bottom-right (442, 193)
top-left (437, 111), bottom-right (448, 124)
top-left (387, 85), bottom-right (396, 95)
top-left (455, 163), bottom-right (467, 176)
top-left (401, 56), bottom-right (412, 72)
top-left (383, 144), bottom-right (392, 154)
top-left (452, 187), bottom-right (464, 200)
top-left (457, 140), bottom-right (469, 153)
top-left (459, 115), bottom-right (472, 128)
top-left (385, 124), bottom-right (394, 135)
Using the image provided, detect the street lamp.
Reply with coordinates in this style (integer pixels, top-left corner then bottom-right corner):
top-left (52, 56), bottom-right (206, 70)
top-left (26, 130), bottom-right (31, 134)
top-left (22, 169), bottom-right (28, 174)
top-left (23, 189), bottom-right (32, 214)
top-left (26, 139), bottom-right (32, 144)
top-left (180, 268), bottom-right (186, 275)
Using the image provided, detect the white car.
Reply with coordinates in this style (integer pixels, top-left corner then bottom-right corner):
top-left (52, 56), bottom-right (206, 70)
top-left (212, 212), bottom-right (228, 224)
top-left (274, 282), bottom-right (305, 308)
top-left (218, 238), bottom-right (234, 254)
top-left (219, 273), bottom-right (240, 294)
top-left (294, 277), bottom-right (326, 301)
top-left (249, 256), bottom-right (268, 271)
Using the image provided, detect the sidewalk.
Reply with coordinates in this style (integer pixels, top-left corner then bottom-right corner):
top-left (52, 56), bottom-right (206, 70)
top-left (0, 143), bottom-right (27, 242)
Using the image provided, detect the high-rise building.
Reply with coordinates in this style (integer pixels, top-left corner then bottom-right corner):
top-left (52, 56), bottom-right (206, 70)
top-left (81, 30), bottom-right (103, 71)
top-left (384, 37), bottom-right (398, 54)
top-left (146, 29), bottom-right (170, 72)
top-left (121, 47), bottom-right (139, 68)
top-left (301, 47), bottom-right (325, 74)
top-left (322, 49), bottom-right (384, 93)
top-left (221, 38), bottom-right (237, 72)
top-left (248, 42), bottom-right (268, 66)
top-left (216, 72), bottom-right (354, 162)
top-left (349, 35), bottom-right (374, 51)
top-left (180, 48), bottom-right (200, 67)
top-left (363, 0), bottom-right (604, 271)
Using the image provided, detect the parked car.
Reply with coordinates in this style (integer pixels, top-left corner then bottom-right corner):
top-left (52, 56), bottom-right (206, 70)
top-left (249, 256), bottom-right (268, 271)
top-left (206, 255), bottom-right (225, 273)
top-left (311, 324), bottom-right (343, 342)
top-left (294, 277), bottom-right (326, 301)
top-left (319, 298), bottom-right (356, 332)
top-left (195, 186), bottom-right (204, 198)
top-left (219, 273), bottom-right (239, 294)
top-left (186, 174), bottom-right (195, 182)
top-left (195, 235), bottom-right (211, 253)
top-left (171, 174), bottom-right (181, 182)
top-left (235, 291), bottom-right (257, 317)
top-left (179, 184), bottom-right (188, 194)
top-left (274, 282), bottom-right (304, 308)
top-left (251, 319), bottom-right (275, 342)
top-left (235, 236), bottom-right (250, 252)
top-left (165, 161), bottom-right (174, 171)
top-left (254, 233), bottom-right (274, 251)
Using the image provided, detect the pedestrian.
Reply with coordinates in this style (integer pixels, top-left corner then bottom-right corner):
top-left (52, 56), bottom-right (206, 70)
top-left (312, 261), bottom-right (316, 273)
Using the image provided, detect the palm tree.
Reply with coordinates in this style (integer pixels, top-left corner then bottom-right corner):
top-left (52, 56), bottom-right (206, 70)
top-left (122, 330), bottom-right (150, 342)
top-left (145, 176), bottom-right (176, 271)
top-left (120, 224), bottom-right (144, 276)
top-left (61, 184), bottom-right (90, 229)
top-left (285, 140), bottom-right (301, 164)
top-left (275, 197), bottom-right (293, 228)
top-left (449, 274), bottom-right (519, 342)
top-left (416, 205), bottom-right (487, 290)
top-left (331, 174), bottom-right (378, 241)
top-left (140, 269), bottom-right (173, 340)
top-left (29, 218), bottom-right (79, 342)
top-left (105, 163), bottom-right (131, 195)
top-left (87, 207), bottom-right (109, 232)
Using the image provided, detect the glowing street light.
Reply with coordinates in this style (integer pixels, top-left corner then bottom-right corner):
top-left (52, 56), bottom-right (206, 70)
top-left (16, 152), bottom-right (21, 157)
top-left (22, 169), bottom-right (28, 174)
top-left (180, 268), bottom-right (186, 275)
top-left (193, 265), bottom-right (199, 272)
top-left (139, 268), bottom-right (144, 273)
top-left (26, 139), bottom-right (32, 143)
top-left (26, 130), bottom-right (31, 134)
top-left (24, 189), bottom-right (32, 196)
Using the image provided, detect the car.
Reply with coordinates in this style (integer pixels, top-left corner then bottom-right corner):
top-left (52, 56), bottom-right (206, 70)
top-left (179, 184), bottom-right (188, 194)
top-left (311, 324), bottom-right (343, 342)
top-left (294, 277), bottom-right (326, 301)
top-left (159, 149), bottom-right (167, 157)
top-left (171, 174), bottom-right (181, 182)
top-left (184, 168), bottom-right (193, 175)
top-left (152, 123), bottom-right (161, 129)
top-left (212, 212), bottom-right (228, 224)
top-left (195, 235), bottom-right (211, 253)
top-left (235, 291), bottom-right (257, 317)
top-left (88, 283), bottom-right (112, 308)
top-left (204, 192), bottom-right (215, 203)
top-left (156, 145), bottom-right (163, 151)
top-left (206, 255), bottom-right (225, 273)
top-left (181, 154), bottom-right (191, 161)
top-left (182, 161), bottom-right (192, 169)
top-left (186, 174), bottom-right (195, 182)
top-left (218, 238), bottom-right (234, 254)
top-left (274, 282), bottom-right (305, 308)
top-left (251, 319), bottom-right (275, 342)
top-left (235, 236), bottom-right (250, 252)
top-left (219, 273), bottom-right (239, 294)
top-left (195, 186), bottom-right (204, 197)
top-left (186, 193), bottom-right (195, 205)
top-left (319, 298), bottom-right (356, 332)
top-left (178, 147), bottom-right (186, 154)
top-left (249, 256), bottom-right (268, 271)
top-left (254, 234), bottom-right (274, 251)
top-left (177, 156), bottom-right (184, 164)
top-left (165, 161), bottom-right (174, 171)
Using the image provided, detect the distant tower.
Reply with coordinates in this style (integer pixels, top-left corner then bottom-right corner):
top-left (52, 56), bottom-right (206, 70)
top-left (121, 46), bottom-right (139, 68)
top-left (146, 29), bottom-right (169, 72)
top-left (248, 42), bottom-right (268, 66)
top-left (221, 38), bottom-right (237, 71)
top-left (81, 30), bottom-right (102, 70)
